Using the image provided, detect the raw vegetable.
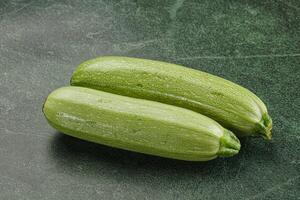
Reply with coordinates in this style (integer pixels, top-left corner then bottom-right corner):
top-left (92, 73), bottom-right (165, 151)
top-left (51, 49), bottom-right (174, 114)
top-left (43, 86), bottom-right (240, 161)
top-left (71, 56), bottom-right (272, 139)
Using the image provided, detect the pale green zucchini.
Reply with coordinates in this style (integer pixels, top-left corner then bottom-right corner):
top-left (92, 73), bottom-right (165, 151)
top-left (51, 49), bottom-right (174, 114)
top-left (43, 86), bottom-right (240, 161)
top-left (70, 56), bottom-right (272, 139)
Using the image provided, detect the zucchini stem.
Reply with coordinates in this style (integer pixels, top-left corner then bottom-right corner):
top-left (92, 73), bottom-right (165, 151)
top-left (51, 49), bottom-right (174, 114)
top-left (257, 113), bottom-right (273, 140)
top-left (217, 130), bottom-right (241, 157)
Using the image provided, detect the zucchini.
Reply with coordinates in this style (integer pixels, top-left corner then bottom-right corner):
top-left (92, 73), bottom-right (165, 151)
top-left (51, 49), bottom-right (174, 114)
top-left (43, 86), bottom-right (240, 161)
top-left (71, 56), bottom-right (272, 139)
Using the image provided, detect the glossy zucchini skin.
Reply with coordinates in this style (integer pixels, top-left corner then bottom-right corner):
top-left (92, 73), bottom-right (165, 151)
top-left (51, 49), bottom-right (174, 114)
top-left (43, 86), bottom-right (240, 161)
top-left (71, 56), bottom-right (272, 139)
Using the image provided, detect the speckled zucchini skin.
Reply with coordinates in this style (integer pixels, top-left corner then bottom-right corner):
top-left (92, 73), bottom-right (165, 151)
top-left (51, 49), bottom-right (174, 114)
top-left (43, 86), bottom-right (240, 161)
top-left (71, 56), bottom-right (272, 139)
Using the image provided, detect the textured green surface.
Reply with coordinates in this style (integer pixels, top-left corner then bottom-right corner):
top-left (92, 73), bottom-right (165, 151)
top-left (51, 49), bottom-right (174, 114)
top-left (43, 86), bottom-right (240, 161)
top-left (71, 56), bottom-right (272, 138)
top-left (0, 0), bottom-right (299, 199)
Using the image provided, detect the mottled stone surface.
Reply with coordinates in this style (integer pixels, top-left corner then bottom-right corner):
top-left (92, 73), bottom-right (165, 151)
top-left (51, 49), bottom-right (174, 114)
top-left (0, 0), bottom-right (299, 199)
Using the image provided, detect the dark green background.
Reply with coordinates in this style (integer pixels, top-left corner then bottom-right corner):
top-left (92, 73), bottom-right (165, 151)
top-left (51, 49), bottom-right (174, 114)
top-left (0, 0), bottom-right (299, 199)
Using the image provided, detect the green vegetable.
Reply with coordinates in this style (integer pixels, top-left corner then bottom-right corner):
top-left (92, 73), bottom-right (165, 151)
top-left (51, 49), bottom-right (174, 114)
top-left (43, 86), bottom-right (240, 161)
top-left (71, 56), bottom-right (272, 139)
